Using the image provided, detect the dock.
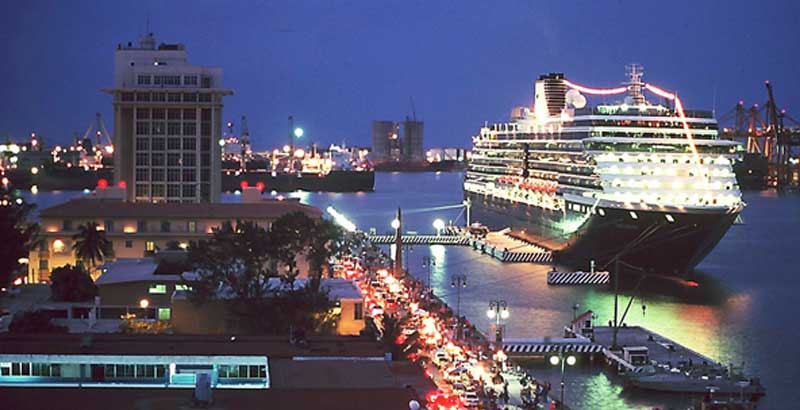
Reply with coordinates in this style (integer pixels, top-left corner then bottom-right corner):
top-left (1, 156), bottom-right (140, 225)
top-left (469, 230), bottom-right (553, 264)
top-left (593, 325), bottom-right (718, 371)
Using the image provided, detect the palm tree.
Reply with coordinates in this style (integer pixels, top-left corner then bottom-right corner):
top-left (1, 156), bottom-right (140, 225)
top-left (72, 221), bottom-right (113, 269)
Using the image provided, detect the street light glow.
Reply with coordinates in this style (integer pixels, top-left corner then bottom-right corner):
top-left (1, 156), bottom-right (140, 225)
top-left (391, 218), bottom-right (400, 230)
top-left (566, 355), bottom-right (577, 366)
top-left (139, 299), bottom-right (149, 309)
top-left (549, 356), bottom-right (560, 366)
top-left (500, 309), bottom-right (510, 319)
top-left (294, 127), bottom-right (304, 138)
top-left (486, 309), bottom-right (496, 319)
top-left (433, 218), bottom-right (445, 234)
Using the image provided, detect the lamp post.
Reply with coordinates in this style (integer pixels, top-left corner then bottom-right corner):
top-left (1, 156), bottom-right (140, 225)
top-left (486, 300), bottom-right (509, 345)
top-left (549, 353), bottom-right (577, 409)
top-left (451, 274), bottom-right (467, 340)
top-left (422, 256), bottom-right (437, 294)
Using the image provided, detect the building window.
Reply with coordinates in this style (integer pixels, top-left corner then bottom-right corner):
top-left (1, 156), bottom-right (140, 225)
top-left (167, 137), bottom-right (182, 149)
top-left (201, 154), bottom-right (210, 167)
top-left (183, 109), bottom-right (196, 120)
top-left (149, 284), bottom-right (167, 294)
top-left (201, 76), bottom-right (211, 88)
top-left (167, 169), bottom-right (181, 182)
top-left (183, 93), bottom-right (197, 102)
top-left (152, 138), bottom-right (165, 151)
top-left (354, 303), bottom-right (363, 320)
top-left (135, 122), bottom-right (150, 135)
top-left (137, 75), bottom-right (151, 85)
top-left (183, 75), bottom-right (198, 86)
top-left (167, 184), bottom-right (181, 198)
top-left (158, 308), bottom-right (171, 321)
top-left (187, 221), bottom-right (197, 233)
top-left (198, 93), bottom-right (212, 102)
top-left (136, 92), bottom-right (151, 102)
top-left (182, 184), bottom-right (195, 198)
top-left (151, 108), bottom-right (165, 120)
top-left (125, 240), bottom-right (133, 248)
top-left (152, 184), bottom-right (165, 197)
top-left (152, 92), bottom-right (166, 102)
top-left (182, 169), bottom-right (196, 182)
top-left (200, 138), bottom-right (210, 151)
top-left (160, 221), bottom-right (171, 233)
top-left (168, 92), bottom-right (181, 102)
top-left (121, 92), bottom-right (134, 102)
top-left (104, 220), bottom-right (114, 233)
top-left (182, 138), bottom-right (196, 150)
top-left (182, 153), bottom-right (196, 167)
top-left (167, 123), bottom-right (182, 136)
top-left (135, 138), bottom-right (150, 150)
top-left (167, 109), bottom-right (181, 120)
top-left (167, 153), bottom-right (181, 166)
top-left (39, 259), bottom-right (49, 270)
top-left (151, 168), bottom-right (165, 182)
top-left (200, 122), bottom-right (211, 137)
top-left (135, 153), bottom-right (149, 166)
top-left (135, 168), bottom-right (150, 182)
top-left (136, 108), bottom-right (150, 120)
top-left (62, 220), bottom-right (73, 231)
top-left (137, 220), bottom-right (148, 232)
top-left (200, 169), bottom-right (210, 182)
top-left (201, 108), bottom-right (211, 121)
top-left (135, 184), bottom-right (149, 197)
top-left (151, 122), bottom-right (165, 135)
top-left (183, 122), bottom-right (196, 136)
top-left (145, 241), bottom-right (156, 252)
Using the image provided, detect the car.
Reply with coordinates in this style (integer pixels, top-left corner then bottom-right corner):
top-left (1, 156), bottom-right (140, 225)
top-left (446, 367), bottom-right (470, 383)
top-left (463, 391), bottom-right (480, 408)
top-left (433, 351), bottom-right (450, 368)
top-left (451, 382), bottom-right (467, 395)
top-left (370, 306), bottom-right (384, 317)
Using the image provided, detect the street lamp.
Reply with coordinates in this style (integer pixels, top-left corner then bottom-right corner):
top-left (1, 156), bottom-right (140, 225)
top-left (487, 300), bottom-right (509, 345)
top-left (293, 127), bottom-right (304, 138)
top-left (451, 274), bottom-right (467, 340)
top-left (432, 219), bottom-right (445, 236)
top-left (391, 218), bottom-right (400, 230)
top-left (549, 353), bottom-right (577, 409)
top-left (422, 256), bottom-right (437, 294)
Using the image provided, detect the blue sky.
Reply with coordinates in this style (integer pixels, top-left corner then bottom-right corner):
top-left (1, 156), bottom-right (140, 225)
top-left (1, 0), bottom-right (798, 149)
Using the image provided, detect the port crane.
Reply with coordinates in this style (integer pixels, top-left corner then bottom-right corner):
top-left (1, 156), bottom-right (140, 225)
top-left (718, 81), bottom-right (800, 189)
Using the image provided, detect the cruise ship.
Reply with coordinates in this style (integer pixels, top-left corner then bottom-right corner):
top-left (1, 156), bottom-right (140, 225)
top-left (464, 66), bottom-right (744, 276)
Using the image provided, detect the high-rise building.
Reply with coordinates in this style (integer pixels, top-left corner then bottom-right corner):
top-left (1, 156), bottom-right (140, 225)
top-left (104, 33), bottom-right (232, 203)
top-left (402, 119), bottom-right (424, 162)
top-left (371, 120), bottom-right (399, 162)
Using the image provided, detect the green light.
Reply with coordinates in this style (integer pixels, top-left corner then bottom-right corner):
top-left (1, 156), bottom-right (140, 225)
top-left (294, 127), bottom-right (304, 138)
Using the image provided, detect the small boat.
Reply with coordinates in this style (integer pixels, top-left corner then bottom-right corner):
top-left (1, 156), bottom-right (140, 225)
top-left (626, 366), bottom-right (765, 398)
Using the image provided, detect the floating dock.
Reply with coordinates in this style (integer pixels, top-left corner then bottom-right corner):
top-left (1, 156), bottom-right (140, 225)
top-left (469, 230), bottom-right (553, 264)
top-left (547, 270), bottom-right (610, 285)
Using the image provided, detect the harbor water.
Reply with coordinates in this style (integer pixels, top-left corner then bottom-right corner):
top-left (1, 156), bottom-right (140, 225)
top-left (24, 172), bottom-right (799, 409)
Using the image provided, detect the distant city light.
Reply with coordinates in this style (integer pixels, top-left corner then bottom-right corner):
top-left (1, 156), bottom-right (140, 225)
top-left (30, 167), bottom-right (39, 175)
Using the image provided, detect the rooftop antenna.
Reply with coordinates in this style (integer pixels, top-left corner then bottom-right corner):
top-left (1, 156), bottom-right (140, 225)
top-left (409, 96), bottom-right (417, 122)
top-left (146, 11), bottom-right (151, 34)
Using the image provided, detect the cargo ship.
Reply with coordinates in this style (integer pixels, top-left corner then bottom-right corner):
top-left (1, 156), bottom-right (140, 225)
top-left (463, 66), bottom-right (744, 276)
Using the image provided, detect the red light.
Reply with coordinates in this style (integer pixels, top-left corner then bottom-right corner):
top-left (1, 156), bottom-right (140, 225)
top-left (686, 280), bottom-right (699, 287)
top-left (97, 178), bottom-right (108, 189)
top-left (240, 180), bottom-right (249, 189)
top-left (118, 180), bottom-right (126, 189)
top-left (255, 181), bottom-right (265, 191)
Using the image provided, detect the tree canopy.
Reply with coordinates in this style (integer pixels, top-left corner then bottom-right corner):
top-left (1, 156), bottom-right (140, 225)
top-left (9, 310), bottom-right (69, 334)
top-left (49, 264), bottom-right (98, 302)
top-left (0, 187), bottom-right (38, 288)
top-left (186, 214), bottom-right (350, 335)
top-left (72, 221), bottom-right (113, 269)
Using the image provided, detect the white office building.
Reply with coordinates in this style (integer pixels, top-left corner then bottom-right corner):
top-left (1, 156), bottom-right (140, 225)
top-left (104, 33), bottom-right (232, 203)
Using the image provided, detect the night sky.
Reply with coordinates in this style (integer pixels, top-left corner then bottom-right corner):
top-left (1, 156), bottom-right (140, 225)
top-left (1, 0), bottom-right (798, 150)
